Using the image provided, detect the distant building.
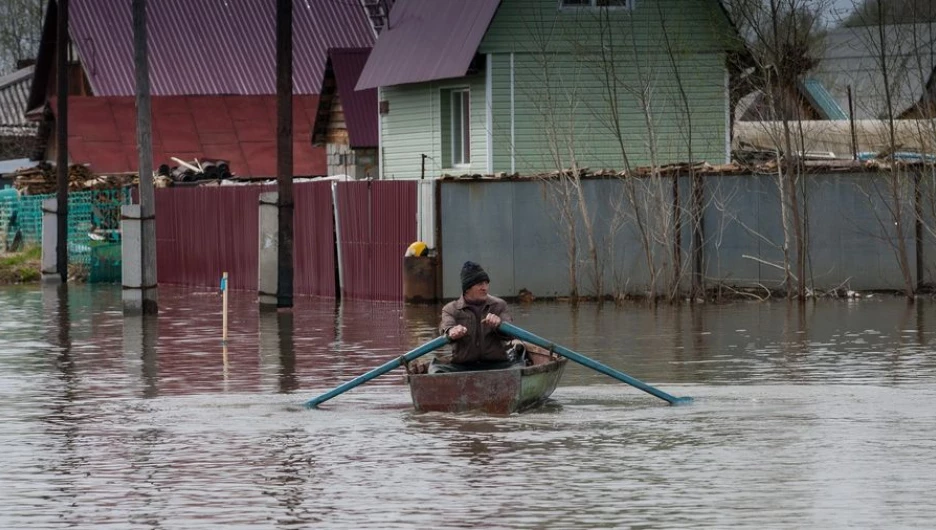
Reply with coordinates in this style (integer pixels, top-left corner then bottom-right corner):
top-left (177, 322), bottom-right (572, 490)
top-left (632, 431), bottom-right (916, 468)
top-left (814, 23), bottom-right (936, 120)
top-left (312, 48), bottom-right (378, 180)
top-left (737, 23), bottom-right (936, 122)
top-left (25, 0), bottom-right (377, 178)
top-left (0, 65), bottom-right (37, 160)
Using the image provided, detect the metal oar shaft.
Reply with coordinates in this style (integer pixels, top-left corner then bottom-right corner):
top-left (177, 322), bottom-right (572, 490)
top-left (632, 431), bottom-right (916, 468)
top-left (304, 335), bottom-right (450, 409)
top-left (499, 322), bottom-right (692, 405)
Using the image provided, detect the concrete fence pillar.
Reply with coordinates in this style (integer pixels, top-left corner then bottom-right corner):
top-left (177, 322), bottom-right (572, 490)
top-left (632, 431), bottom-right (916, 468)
top-left (258, 192), bottom-right (279, 308)
top-left (121, 204), bottom-right (144, 313)
top-left (40, 199), bottom-right (61, 283)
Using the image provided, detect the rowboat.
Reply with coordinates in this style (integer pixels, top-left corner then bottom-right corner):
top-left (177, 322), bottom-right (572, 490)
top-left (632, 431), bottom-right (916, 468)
top-left (404, 343), bottom-right (568, 414)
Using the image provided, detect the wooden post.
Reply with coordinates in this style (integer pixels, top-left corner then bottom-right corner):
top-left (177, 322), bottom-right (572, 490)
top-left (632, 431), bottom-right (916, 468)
top-left (55, 0), bottom-right (69, 282)
top-left (276, 0), bottom-right (294, 309)
top-left (221, 272), bottom-right (229, 342)
top-left (847, 85), bottom-right (858, 161)
top-left (133, 0), bottom-right (158, 314)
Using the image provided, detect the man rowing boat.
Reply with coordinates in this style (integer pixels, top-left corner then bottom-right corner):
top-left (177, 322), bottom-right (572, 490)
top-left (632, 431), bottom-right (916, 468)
top-left (430, 261), bottom-right (525, 374)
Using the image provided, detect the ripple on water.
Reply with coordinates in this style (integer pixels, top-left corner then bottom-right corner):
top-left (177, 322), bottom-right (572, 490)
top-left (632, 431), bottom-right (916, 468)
top-left (2, 286), bottom-right (936, 528)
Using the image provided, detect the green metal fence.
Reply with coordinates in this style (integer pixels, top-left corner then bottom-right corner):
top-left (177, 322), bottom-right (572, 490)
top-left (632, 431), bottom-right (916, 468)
top-left (0, 188), bottom-right (130, 281)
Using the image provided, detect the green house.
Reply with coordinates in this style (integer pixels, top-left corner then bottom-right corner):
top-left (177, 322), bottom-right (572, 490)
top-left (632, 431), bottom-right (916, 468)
top-left (357, 0), bottom-right (741, 179)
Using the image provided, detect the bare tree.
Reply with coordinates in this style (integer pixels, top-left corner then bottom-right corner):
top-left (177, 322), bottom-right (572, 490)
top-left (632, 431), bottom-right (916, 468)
top-left (0, 0), bottom-right (44, 74)
top-left (838, 0), bottom-right (936, 297)
top-left (725, 0), bottom-right (830, 298)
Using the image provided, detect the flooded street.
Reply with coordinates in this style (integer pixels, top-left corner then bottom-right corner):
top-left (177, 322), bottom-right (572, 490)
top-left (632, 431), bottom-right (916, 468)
top-left (2, 284), bottom-right (936, 528)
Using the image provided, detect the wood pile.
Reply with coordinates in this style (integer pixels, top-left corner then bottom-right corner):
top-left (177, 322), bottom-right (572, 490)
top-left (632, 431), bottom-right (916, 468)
top-left (12, 162), bottom-right (139, 195)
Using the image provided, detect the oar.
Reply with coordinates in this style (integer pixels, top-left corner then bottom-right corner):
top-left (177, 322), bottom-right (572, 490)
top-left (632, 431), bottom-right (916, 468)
top-left (304, 335), bottom-right (450, 409)
top-left (499, 322), bottom-right (692, 405)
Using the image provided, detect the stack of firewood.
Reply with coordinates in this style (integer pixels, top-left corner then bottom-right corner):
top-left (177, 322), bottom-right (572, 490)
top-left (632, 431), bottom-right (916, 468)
top-left (12, 163), bottom-right (140, 195)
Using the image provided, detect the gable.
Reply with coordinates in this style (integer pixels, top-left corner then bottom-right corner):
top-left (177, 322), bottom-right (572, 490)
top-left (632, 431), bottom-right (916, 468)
top-left (313, 48), bottom-right (378, 148)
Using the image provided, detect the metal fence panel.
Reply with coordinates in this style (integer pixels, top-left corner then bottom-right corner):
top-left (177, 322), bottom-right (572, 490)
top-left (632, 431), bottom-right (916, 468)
top-left (294, 181), bottom-right (337, 297)
top-left (336, 181), bottom-right (417, 301)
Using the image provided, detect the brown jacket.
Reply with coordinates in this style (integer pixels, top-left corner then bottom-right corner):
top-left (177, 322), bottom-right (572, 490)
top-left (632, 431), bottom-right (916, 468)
top-left (438, 295), bottom-right (512, 364)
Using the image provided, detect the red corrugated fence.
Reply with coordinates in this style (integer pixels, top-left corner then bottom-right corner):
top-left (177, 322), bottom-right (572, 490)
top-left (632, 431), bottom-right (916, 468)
top-left (155, 180), bottom-right (416, 300)
top-left (336, 181), bottom-right (417, 301)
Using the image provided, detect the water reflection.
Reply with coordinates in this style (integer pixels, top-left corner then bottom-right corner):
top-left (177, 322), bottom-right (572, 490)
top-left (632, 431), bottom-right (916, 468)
top-left (123, 314), bottom-right (160, 399)
top-left (261, 429), bottom-right (319, 527)
top-left (5, 286), bottom-right (936, 528)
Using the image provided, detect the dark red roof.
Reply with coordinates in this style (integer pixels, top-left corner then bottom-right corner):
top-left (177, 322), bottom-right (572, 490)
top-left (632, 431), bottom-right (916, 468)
top-left (54, 95), bottom-right (324, 177)
top-left (64, 0), bottom-right (375, 96)
top-left (329, 48), bottom-right (377, 148)
top-left (356, 0), bottom-right (501, 90)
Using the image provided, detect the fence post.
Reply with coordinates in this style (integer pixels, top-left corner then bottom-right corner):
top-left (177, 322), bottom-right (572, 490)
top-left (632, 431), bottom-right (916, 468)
top-left (258, 192), bottom-right (279, 308)
top-left (40, 199), bottom-right (61, 283)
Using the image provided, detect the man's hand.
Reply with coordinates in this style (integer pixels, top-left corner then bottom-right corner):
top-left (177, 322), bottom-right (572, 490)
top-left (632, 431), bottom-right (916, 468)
top-left (447, 325), bottom-right (468, 340)
top-left (482, 313), bottom-right (501, 328)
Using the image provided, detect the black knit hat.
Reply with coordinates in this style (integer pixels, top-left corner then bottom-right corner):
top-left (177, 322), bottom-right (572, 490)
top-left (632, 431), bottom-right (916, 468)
top-left (461, 261), bottom-right (490, 293)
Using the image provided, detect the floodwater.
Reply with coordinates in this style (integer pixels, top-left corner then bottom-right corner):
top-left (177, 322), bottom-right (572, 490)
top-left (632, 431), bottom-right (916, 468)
top-left (2, 285), bottom-right (936, 529)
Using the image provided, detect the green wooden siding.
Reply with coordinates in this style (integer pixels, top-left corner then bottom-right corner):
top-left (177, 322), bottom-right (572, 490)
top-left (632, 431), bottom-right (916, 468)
top-left (380, 73), bottom-right (488, 180)
top-left (490, 50), bottom-right (728, 173)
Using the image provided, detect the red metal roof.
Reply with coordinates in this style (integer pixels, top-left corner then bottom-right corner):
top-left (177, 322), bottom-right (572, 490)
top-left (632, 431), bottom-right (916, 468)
top-left (55, 95), bottom-right (324, 177)
top-left (329, 48), bottom-right (377, 148)
top-left (67, 0), bottom-right (375, 96)
top-left (356, 0), bottom-right (501, 90)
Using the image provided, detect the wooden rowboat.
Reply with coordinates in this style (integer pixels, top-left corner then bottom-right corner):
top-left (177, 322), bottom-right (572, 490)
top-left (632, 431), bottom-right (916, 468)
top-left (404, 344), bottom-right (568, 414)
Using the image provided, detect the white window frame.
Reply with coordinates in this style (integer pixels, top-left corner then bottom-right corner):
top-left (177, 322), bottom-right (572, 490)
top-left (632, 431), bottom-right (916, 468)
top-left (450, 88), bottom-right (471, 168)
top-left (559, 0), bottom-right (635, 10)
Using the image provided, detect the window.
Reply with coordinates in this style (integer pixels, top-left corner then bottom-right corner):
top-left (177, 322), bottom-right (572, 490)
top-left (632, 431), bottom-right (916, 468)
top-left (450, 89), bottom-right (470, 167)
top-left (560, 0), bottom-right (634, 9)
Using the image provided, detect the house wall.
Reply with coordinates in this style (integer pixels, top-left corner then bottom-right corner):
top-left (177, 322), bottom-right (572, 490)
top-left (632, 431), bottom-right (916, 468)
top-left (480, 0), bottom-right (734, 173)
top-left (379, 72), bottom-right (488, 179)
top-left (488, 51), bottom-right (729, 174)
top-left (327, 143), bottom-right (378, 179)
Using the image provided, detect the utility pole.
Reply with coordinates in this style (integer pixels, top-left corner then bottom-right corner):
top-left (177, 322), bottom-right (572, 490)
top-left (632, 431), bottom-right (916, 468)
top-left (133, 0), bottom-right (157, 314)
top-left (276, 0), bottom-right (294, 309)
top-left (55, 0), bottom-right (68, 282)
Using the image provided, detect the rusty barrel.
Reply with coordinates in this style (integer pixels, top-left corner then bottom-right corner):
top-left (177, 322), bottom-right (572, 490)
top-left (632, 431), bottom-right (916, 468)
top-left (403, 255), bottom-right (438, 303)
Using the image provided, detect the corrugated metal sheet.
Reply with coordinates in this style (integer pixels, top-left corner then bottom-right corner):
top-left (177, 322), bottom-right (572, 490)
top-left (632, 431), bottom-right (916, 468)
top-left (0, 66), bottom-right (36, 133)
top-left (356, 0), bottom-right (501, 90)
top-left (57, 95), bottom-right (324, 177)
top-left (68, 0), bottom-right (375, 96)
top-left (799, 79), bottom-right (848, 120)
top-left (294, 181), bottom-right (337, 297)
top-left (336, 180), bottom-right (416, 301)
top-left (156, 185), bottom-right (271, 290)
top-left (330, 48), bottom-right (377, 148)
top-left (155, 181), bottom-right (414, 300)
